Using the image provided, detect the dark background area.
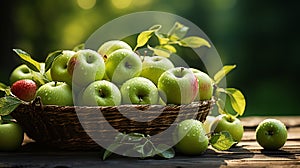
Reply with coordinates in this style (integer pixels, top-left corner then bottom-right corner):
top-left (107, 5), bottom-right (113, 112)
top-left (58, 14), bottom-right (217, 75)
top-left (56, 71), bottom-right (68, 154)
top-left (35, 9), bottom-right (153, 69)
top-left (1, 0), bottom-right (299, 116)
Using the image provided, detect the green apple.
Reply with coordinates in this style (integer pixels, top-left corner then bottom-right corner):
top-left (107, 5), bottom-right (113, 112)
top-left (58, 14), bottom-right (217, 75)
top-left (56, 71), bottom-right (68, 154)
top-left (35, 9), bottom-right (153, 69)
top-left (120, 77), bottom-right (159, 105)
top-left (9, 64), bottom-right (51, 86)
top-left (140, 56), bottom-right (174, 85)
top-left (68, 49), bottom-right (105, 87)
top-left (9, 64), bottom-right (34, 85)
top-left (255, 118), bottom-right (287, 150)
top-left (11, 79), bottom-right (37, 102)
top-left (190, 68), bottom-right (213, 101)
top-left (81, 80), bottom-right (121, 106)
top-left (105, 49), bottom-right (142, 85)
top-left (35, 81), bottom-right (73, 106)
top-left (212, 114), bottom-right (244, 143)
top-left (157, 67), bottom-right (199, 105)
top-left (97, 40), bottom-right (132, 61)
top-left (173, 119), bottom-right (209, 155)
top-left (50, 50), bottom-right (75, 86)
top-left (0, 121), bottom-right (24, 151)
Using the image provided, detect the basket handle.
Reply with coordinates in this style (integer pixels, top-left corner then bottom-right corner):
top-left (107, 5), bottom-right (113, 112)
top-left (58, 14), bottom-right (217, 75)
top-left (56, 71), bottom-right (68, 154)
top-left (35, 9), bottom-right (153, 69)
top-left (31, 96), bottom-right (44, 111)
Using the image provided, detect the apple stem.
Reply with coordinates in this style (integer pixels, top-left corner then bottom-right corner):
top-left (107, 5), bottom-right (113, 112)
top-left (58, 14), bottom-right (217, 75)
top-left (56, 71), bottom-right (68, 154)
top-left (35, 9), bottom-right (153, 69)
top-left (180, 67), bottom-right (184, 73)
top-left (268, 130), bottom-right (274, 136)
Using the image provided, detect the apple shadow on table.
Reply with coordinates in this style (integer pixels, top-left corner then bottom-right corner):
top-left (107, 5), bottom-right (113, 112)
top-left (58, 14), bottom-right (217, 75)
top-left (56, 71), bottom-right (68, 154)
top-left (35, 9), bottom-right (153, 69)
top-left (261, 149), bottom-right (296, 159)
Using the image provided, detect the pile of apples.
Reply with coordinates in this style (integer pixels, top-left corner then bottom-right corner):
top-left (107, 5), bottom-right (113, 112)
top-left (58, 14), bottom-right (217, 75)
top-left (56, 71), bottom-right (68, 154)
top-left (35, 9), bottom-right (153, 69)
top-left (9, 40), bottom-right (214, 107)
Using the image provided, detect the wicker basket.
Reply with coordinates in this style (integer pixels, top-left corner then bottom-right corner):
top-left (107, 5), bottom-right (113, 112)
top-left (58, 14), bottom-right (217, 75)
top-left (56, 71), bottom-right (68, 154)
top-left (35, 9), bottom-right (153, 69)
top-left (11, 97), bottom-right (214, 150)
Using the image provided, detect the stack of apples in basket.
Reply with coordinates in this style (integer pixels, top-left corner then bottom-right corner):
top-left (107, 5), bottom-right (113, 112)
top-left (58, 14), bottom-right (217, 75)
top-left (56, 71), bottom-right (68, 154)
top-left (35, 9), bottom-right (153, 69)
top-left (0, 22), bottom-right (252, 159)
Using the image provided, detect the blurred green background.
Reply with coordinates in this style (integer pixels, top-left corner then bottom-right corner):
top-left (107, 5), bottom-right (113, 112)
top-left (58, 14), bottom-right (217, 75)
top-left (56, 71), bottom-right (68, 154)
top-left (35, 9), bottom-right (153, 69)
top-left (1, 0), bottom-right (299, 116)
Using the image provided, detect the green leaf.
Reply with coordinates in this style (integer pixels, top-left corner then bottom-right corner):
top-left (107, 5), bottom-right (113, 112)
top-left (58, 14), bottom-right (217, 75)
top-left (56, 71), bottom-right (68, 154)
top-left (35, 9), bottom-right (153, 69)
top-left (224, 88), bottom-right (246, 116)
top-left (73, 43), bottom-right (85, 52)
top-left (13, 49), bottom-right (41, 72)
top-left (160, 44), bottom-right (177, 53)
top-left (179, 36), bottom-right (211, 48)
top-left (155, 32), bottom-right (169, 45)
top-left (134, 25), bottom-right (161, 51)
top-left (44, 50), bottom-right (63, 72)
top-left (213, 65), bottom-right (237, 84)
top-left (156, 144), bottom-right (175, 159)
top-left (210, 131), bottom-right (236, 151)
top-left (0, 96), bottom-right (22, 116)
top-left (147, 45), bottom-right (171, 58)
top-left (216, 98), bottom-right (227, 115)
top-left (102, 143), bottom-right (122, 160)
top-left (0, 83), bottom-right (10, 95)
top-left (168, 22), bottom-right (189, 41)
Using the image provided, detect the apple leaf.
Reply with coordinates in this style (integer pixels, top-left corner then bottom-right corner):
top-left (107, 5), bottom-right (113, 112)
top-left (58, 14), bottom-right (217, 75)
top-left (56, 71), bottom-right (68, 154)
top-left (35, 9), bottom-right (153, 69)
top-left (0, 96), bottom-right (22, 116)
top-left (13, 49), bottom-right (41, 72)
top-left (0, 82), bottom-right (11, 96)
top-left (72, 43), bottom-right (85, 52)
top-left (102, 143), bottom-right (122, 160)
top-left (155, 32), bottom-right (169, 45)
top-left (44, 50), bottom-right (63, 72)
top-left (147, 45), bottom-right (172, 58)
top-left (216, 88), bottom-right (246, 117)
top-left (213, 65), bottom-right (237, 84)
top-left (156, 144), bottom-right (175, 159)
top-left (179, 36), bottom-right (211, 48)
top-left (224, 88), bottom-right (246, 117)
top-left (210, 131), bottom-right (236, 151)
top-left (168, 22), bottom-right (189, 41)
top-left (216, 98), bottom-right (227, 115)
top-left (134, 25), bottom-right (161, 51)
top-left (102, 132), bottom-right (174, 160)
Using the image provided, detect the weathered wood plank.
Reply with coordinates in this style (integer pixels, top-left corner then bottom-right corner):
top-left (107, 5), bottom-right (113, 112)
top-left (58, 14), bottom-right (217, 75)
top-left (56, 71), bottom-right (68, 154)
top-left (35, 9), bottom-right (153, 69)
top-left (0, 116), bottom-right (299, 168)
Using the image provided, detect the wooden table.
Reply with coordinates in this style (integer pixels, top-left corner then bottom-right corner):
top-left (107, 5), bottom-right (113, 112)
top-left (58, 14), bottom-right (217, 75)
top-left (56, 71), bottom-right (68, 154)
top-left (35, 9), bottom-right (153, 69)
top-left (0, 116), bottom-right (299, 168)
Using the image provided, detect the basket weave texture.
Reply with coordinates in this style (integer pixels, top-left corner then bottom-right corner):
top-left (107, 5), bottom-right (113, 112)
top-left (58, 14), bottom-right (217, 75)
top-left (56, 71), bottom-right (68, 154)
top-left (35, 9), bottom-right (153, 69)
top-left (11, 98), bottom-right (213, 150)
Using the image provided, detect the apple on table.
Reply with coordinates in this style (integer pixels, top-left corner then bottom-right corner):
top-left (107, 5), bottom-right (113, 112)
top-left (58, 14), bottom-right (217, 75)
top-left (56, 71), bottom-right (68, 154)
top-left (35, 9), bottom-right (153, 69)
top-left (173, 119), bottom-right (209, 155)
top-left (211, 114), bottom-right (244, 143)
top-left (0, 120), bottom-right (24, 151)
top-left (255, 118), bottom-right (287, 150)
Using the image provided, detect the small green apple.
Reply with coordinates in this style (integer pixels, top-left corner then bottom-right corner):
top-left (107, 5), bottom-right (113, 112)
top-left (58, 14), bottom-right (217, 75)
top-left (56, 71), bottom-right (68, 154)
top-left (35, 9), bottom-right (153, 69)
top-left (105, 49), bottom-right (142, 85)
top-left (212, 114), bottom-right (244, 143)
top-left (97, 40), bottom-right (132, 61)
top-left (81, 80), bottom-right (121, 106)
top-left (190, 68), bottom-right (213, 101)
top-left (157, 67), bottom-right (198, 105)
top-left (68, 49), bottom-right (105, 87)
top-left (9, 64), bottom-right (34, 85)
top-left (140, 56), bottom-right (174, 85)
top-left (255, 118), bottom-right (287, 150)
top-left (173, 119), bottom-right (209, 155)
top-left (35, 81), bottom-right (73, 106)
top-left (120, 77), bottom-right (159, 105)
top-left (0, 121), bottom-right (24, 151)
top-left (50, 50), bottom-right (75, 86)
